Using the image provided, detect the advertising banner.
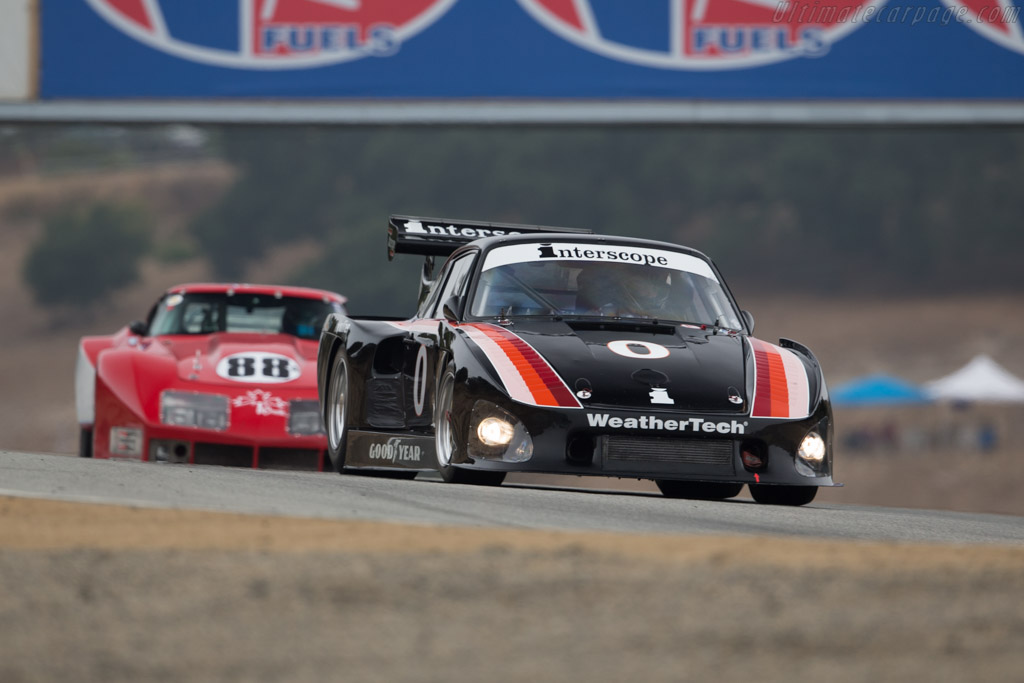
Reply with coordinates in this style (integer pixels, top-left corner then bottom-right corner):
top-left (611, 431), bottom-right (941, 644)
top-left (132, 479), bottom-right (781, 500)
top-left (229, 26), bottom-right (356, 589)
top-left (39, 0), bottom-right (1024, 100)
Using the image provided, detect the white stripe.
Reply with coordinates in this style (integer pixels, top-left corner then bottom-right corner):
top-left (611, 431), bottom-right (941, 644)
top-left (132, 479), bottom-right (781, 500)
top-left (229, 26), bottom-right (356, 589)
top-left (461, 327), bottom-right (536, 405)
top-left (260, 0), bottom-right (278, 21)
top-left (75, 344), bottom-right (96, 425)
top-left (746, 337), bottom-right (759, 417)
top-left (385, 319), bottom-right (440, 334)
top-left (690, 0), bottom-right (709, 22)
top-left (672, 0), bottom-right (685, 54)
top-left (142, 0), bottom-right (168, 37)
top-left (573, 0), bottom-right (600, 37)
top-left (998, 0), bottom-right (1024, 41)
top-left (241, 0), bottom-right (254, 57)
top-left (779, 346), bottom-right (811, 419)
top-left (310, 0), bottom-right (362, 9)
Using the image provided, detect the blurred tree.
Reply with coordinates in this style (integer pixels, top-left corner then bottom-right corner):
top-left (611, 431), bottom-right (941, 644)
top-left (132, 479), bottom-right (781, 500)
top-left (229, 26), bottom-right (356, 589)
top-left (189, 126), bottom-right (1024, 313)
top-left (190, 126), bottom-right (359, 278)
top-left (23, 203), bottom-right (152, 307)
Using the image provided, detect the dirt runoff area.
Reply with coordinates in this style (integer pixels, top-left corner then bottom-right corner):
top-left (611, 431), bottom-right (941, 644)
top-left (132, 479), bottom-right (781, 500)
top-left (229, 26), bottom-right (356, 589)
top-left (1, 497), bottom-right (1023, 683)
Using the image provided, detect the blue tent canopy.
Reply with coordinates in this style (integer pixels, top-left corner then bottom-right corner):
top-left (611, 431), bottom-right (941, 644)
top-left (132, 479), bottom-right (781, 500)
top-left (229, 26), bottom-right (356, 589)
top-left (831, 374), bottom-right (931, 407)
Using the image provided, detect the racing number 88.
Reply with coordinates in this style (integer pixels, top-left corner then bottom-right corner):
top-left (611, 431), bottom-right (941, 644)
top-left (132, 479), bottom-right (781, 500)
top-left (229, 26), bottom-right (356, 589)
top-left (226, 356), bottom-right (292, 379)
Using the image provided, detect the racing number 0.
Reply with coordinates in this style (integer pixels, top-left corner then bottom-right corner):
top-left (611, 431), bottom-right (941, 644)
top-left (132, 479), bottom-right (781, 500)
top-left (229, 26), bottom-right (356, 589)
top-left (412, 344), bottom-right (428, 416)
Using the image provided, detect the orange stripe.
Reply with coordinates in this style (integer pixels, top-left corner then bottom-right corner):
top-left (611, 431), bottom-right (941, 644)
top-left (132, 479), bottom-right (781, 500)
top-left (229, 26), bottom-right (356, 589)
top-left (505, 337), bottom-right (562, 407)
top-left (766, 351), bottom-right (789, 417)
top-left (490, 334), bottom-right (559, 406)
top-left (751, 337), bottom-right (795, 418)
top-left (465, 323), bottom-right (579, 408)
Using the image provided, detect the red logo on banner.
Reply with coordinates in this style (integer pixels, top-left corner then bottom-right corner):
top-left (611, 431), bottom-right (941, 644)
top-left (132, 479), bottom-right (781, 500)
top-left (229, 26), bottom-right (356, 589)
top-left (85, 0), bottom-right (457, 69)
top-left (517, 0), bottom-right (887, 69)
top-left (939, 0), bottom-right (1024, 55)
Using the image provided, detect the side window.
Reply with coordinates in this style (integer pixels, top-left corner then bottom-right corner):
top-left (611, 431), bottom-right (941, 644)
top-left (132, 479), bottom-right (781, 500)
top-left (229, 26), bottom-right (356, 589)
top-left (416, 276), bottom-right (442, 320)
top-left (424, 254), bottom-right (476, 320)
top-left (142, 301), bottom-right (160, 332)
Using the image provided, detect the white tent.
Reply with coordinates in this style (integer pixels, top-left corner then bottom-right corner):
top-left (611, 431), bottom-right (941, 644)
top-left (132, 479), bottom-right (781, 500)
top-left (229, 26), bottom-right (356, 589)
top-left (923, 355), bottom-right (1024, 403)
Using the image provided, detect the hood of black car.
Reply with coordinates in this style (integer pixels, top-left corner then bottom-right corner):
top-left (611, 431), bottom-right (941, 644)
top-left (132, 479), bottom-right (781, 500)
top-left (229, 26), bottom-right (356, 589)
top-left (498, 319), bottom-right (749, 413)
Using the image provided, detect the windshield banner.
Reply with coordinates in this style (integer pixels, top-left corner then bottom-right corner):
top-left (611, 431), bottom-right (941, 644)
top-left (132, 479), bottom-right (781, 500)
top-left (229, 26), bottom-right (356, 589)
top-left (481, 243), bottom-right (719, 281)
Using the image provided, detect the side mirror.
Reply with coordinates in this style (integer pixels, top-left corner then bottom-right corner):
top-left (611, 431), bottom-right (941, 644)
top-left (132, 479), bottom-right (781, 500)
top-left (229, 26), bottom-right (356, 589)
top-left (128, 320), bottom-right (148, 336)
top-left (441, 296), bottom-right (460, 323)
top-left (741, 310), bottom-right (755, 334)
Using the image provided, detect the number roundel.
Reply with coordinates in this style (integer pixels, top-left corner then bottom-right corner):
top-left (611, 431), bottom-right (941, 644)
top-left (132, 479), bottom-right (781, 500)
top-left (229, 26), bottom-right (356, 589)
top-left (216, 352), bottom-right (300, 384)
top-left (606, 340), bottom-right (670, 360)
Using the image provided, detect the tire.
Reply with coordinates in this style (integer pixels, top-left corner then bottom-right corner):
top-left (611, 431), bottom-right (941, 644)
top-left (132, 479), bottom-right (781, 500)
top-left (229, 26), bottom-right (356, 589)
top-left (748, 484), bottom-right (818, 506)
top-left (656, 480), bottom-right (743, 500)
top-left (325, 351), bottom-right (350, 473)
top-left (326, 350), bottom-right (416, 479)
top-left (434, 364), bottom-right (505, 487)
top-left (79, 427), bottom-right (93, 458)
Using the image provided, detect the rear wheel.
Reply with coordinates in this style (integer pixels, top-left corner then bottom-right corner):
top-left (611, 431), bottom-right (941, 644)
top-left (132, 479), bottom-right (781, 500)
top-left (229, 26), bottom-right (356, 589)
top-left (656, 480), bottom-right (743, 500)
top-left (325, 351), bottom-right (350, 473)
top-left (435, 364), bottom-right (505, 487)
top-left (749, 484), bottom-right (817, 506)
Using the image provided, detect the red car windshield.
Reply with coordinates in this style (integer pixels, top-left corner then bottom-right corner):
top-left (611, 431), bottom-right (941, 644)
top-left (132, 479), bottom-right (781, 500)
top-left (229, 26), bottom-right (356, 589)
top-left (148, 292), bottom-right (342, 339)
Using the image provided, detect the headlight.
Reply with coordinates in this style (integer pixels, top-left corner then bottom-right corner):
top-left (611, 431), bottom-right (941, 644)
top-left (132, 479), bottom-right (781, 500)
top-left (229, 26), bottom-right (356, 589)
top-left (797, 431), bottom-right (826, 463)
top-left (288, 400), bottom-right (325, 436)
top-left (468, 401), bottom-right (533, 463)
top-left (795, 430), bottom-right (827, 477)
top-left (160, 391), bottom-right (228, 431)
top-left (477, 416), bottom-right (515, 446)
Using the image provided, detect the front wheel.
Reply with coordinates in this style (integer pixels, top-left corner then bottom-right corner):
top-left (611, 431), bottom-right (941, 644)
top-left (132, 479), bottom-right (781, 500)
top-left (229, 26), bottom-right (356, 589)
top-left (325, 351), bottom-right (350, 473)
top-left (79, 427), bottom-right (93, 458)
top-left (434, 364), bottom-right (505, 487)
top-left (656, 480), bottom-right (743, 500)
top-left (748, 484), bottom-right (817, 506)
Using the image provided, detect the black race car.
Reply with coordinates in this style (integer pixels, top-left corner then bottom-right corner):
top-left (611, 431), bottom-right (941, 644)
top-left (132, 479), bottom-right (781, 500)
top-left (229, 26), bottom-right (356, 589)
top-left (317, 215), bottom-right (836, 505)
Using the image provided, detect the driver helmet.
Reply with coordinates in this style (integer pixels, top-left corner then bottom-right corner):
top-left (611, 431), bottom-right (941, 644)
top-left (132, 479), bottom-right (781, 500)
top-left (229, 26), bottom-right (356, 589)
top-left (620, 268), bottom-right (671, 313)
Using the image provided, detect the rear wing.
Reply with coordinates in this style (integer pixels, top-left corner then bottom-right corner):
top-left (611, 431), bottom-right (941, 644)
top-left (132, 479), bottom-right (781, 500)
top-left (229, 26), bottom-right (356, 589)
top-left (386, 215), bottom-right (592, 260)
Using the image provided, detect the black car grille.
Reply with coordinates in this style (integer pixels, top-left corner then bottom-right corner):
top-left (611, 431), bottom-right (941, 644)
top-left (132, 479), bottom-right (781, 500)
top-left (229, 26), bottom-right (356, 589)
top-left (603, 437), bottom-right (735, 475)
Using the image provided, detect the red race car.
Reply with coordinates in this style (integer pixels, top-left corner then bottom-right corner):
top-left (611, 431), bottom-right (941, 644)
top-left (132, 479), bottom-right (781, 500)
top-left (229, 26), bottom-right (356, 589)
top-left (76, 283), bottom-right (347, 470)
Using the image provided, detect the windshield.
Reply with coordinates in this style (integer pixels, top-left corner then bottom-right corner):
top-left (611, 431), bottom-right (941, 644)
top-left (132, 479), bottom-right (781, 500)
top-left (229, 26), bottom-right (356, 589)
top-left (148, 292), bottom-right (343, 339)
top-left (469, 242), bottom-right (742, 328)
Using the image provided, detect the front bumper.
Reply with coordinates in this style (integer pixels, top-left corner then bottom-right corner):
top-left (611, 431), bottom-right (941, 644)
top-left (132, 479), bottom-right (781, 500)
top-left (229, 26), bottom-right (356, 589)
top-left (92, 380), bottom-right (329, 471)
top-left (143, 427), bottom-right (329, 471)
top-left (451, 388), bottom-right (836, 487)
top-left (98, 424), bottom-right (329, 471)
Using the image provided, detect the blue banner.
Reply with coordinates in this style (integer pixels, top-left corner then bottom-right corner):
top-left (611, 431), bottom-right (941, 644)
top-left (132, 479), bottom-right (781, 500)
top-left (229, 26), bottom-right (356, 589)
top-left (40, 0), bottom-right (1024, 99)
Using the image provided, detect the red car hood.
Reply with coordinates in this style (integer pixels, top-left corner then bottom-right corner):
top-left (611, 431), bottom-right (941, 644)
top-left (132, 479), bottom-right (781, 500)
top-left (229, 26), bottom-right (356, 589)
top-left (150, 332), bottom-right (319, 390)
